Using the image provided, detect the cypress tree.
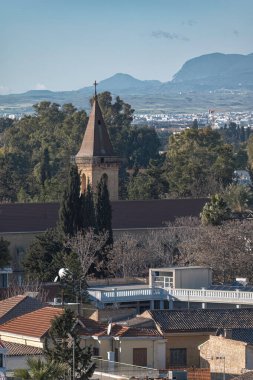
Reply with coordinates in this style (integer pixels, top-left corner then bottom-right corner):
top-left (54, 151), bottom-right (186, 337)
top-left (96, 176), bottom-right (113, 245)
top-left (58, 165), bottom-right (81, 237)
top-left (40, 147), bottom-right (51, 186)
top-left (80, 180), bottom-right (96, 231)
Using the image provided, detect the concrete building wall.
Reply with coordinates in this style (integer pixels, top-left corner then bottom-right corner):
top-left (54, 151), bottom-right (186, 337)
top-left (165, 333), bottom-right (213, 367)
top-left (175, 268), bottom-right (212, 289)
top-left (0, 333), bottom-right (43, 348)
top-left (119, 339), bottom-right (166, 368)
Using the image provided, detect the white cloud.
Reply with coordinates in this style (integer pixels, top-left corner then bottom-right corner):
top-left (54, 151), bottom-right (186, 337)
top-left (35, 83), bottom-right (47, 90)
top-left (151, 30), bottom-right (190, 42)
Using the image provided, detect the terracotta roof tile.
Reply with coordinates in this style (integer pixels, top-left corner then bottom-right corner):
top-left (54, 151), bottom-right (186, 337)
top-left (2, 341), bottom-right (43, 356)
top-left (0, 295), bottom-right (27, 318)
top-left (95, 324), bottom-right (162, 338)
top-left (0, 306), bottom-right (63, 338)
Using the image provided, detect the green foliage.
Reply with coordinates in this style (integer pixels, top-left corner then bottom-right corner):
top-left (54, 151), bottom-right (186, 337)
top-left (14, 368), bottom-right (31, 380)
top-left (58, 165), bottom-right (81, 237)
top-left (0, 237), bottom-right (11, 268)
top-left (200, 194), bottom-right (231, 226)
top-left (80, 181), bottom-right (96, 231)
top-left (44, 309), bottom-right (95, 380)
top-left (219, 122), bottom-right (251, 146)
top-left (1, 102), bottom-right (88, 201)
top-left (23, 229), bottom-right (64, 282)
top-left (95, 92), bottom-right (160, 169)
top-left (96, 176), bottom-right (113, 246)
top-left (223, 183), bottom-right (253, 213)
top-left (165, 127), bottom-right (235, 197)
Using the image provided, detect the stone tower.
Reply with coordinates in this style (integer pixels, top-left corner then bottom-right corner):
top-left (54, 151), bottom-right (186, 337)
top-left (75, 95), bottom-right (120, 200)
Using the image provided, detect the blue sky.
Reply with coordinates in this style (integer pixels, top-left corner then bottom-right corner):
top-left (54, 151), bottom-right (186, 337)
top-left (1, 0), bottom-right (253, 94)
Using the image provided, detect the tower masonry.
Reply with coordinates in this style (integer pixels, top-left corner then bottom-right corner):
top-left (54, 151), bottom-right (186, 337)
top-left (75, 95), bottom-right (121, 200)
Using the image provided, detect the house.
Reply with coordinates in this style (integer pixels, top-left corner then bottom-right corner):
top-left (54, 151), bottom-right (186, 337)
top-left (123, 309), bottom-right (253, 368)
top-left (0, 295), bottom-right (44, 324)
top-left (0, 341), bottom-right (7, 375)
top-left (199, 335), bottom-right (253, 379)
top-left (87, 324), bottom-right (166, 368)
top-left (0, 305), bottom-right (166, 370)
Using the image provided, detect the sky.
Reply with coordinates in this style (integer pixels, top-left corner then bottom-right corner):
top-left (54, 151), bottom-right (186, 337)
top-left (1, 0), bottom-right (253, 94)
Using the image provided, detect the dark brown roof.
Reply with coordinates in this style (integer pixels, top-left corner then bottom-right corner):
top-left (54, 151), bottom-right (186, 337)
top-left (2, 340), bottom-right (43, 356)
top-left (76, 97), bottom-right (115, 157)
top-left (0, 198), bottom-right (207, 233)
top-left (146, 309), bottom-right (253, 333)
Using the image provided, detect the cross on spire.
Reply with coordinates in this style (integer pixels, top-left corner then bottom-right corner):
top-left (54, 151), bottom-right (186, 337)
top-left (93, 80), bottom-right (98, 96)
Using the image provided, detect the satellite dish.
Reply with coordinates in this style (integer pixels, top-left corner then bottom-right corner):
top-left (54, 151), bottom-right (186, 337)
top-left (58, 268), bottom-right (68, 279)
top-left (107, 322), bottom-right (112, 336)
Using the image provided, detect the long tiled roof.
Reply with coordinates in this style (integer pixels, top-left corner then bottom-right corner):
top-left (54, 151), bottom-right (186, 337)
top-left (0, 198), bottom-right (207, 233)
top-left (95, 324), bottom-right (162, 338)
top-left (0, 295), bottom-right (27, 318)
top-left (2, 341), bottom-right (43, 356)
top-left (0, 306), bottom-right (63, 338)
top-left (147, 309), bottom-right (253, 333)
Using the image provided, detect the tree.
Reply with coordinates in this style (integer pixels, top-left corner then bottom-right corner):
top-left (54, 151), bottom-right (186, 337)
top-left (39, 147), bottom-right (51, 186)
top-left (2, 102), bottom-right (88, 202)
top-left (165, 127), bottom-right (235, 197)
top-left (0, 237), bottom-right (11, 268)
top-left (65, 229), bottom-right (108, 279)
top-left (200, 194), bottom-right (231, 226)
top-left (96, 176), bottom-right (113, 245)
top-left (79, 181), bottom-right (96, 231)
top-left (23, 229), bottom-right (64, 282)
top-left (108, 234), bottom-right (149, 278)
top-left (14, 358), bottom-right (66, 380)
top-left (44, 308), bottom-right (95, 380)
top-left (58, 165), bottom-right (81, 237)
top-left (127, 157), bottom-right (168, 200)
top-left (223, 183), bottom-right (253, 213)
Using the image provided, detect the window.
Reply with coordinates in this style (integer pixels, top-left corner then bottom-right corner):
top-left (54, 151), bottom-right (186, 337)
top-left (93, 347), bottom-right (99, 356)
top-left (0, 353), bottom-right (3, 368)
top-left (170, 348), bottom-right (187, 367)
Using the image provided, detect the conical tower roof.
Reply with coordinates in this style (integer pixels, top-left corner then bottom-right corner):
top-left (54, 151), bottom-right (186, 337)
top-left (76, 96), bottom-right (115, 158)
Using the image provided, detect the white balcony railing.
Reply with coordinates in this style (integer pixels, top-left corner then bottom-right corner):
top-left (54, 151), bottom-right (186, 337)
top-left (89, 285), bottom-right (253, 306)
top-left (89, 287), bottom-right (165, 303)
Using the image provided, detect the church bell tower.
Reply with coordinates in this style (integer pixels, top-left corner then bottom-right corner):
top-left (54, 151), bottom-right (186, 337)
top-left (75, 83), bottom-right (120, 200)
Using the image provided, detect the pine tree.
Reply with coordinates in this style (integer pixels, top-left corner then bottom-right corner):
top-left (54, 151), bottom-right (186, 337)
top-left (58, 165), bottom-right (81, 237)
top-left (44, 309), bottom-right (95, 380)
top-left (200, 194), bottom-right (231, 226)
top-left (79, 181), bottom-right (96, 231)
top-left (0, 237), bottom-right (11, 268)
top-left (96, 176), bottom-right (113, 245)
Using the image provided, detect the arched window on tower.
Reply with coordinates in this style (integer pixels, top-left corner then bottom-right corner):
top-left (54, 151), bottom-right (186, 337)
top-left (81, 173), bottom-right (86, 193)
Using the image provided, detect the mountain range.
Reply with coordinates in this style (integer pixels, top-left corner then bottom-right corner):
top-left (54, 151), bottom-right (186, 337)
top-left (1, 52), bottom-right (253, 115)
